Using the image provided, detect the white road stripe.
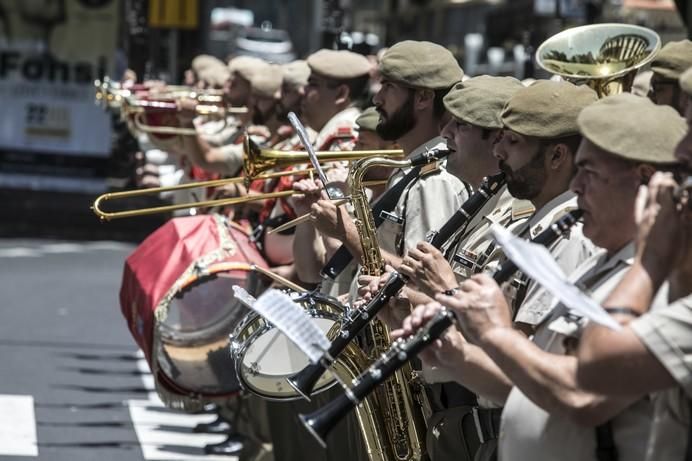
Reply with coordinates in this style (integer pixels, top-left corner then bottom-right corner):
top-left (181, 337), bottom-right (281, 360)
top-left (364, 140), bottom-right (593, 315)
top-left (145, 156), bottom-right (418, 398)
top-left (0, 241), bottom-right (133, 258)
top-left (0, 248), bottom-right (42, 258)
top-left (128, 399), bottom-right (236, 460)
top-left (135, 350), bottom-right (158, 401)
top-left (0, 394), bottom-right (38, 456)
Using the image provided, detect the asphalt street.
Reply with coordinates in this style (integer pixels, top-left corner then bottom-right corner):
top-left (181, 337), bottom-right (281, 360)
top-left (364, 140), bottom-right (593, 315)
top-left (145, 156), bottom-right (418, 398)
top-left (0, 239), bottom-right (238, 461)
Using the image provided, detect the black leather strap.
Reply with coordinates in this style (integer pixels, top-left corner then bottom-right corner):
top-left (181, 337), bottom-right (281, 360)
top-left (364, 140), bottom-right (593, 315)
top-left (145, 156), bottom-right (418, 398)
top-left (595, 421), bottom-right (618, 461)
top-left (321, 166), bottom-right (421, 280)
top-left (686, 399), bottom-right (692, 461)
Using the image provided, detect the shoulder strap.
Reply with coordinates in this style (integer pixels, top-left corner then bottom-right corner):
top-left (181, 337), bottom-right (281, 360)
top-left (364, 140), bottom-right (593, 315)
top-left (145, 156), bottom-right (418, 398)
top-left (595, 421), bottom-right (618, 461)
top-left (686, 399), bottom-right (692, 461)
top-left (321, 166), bottom-right (421, 280)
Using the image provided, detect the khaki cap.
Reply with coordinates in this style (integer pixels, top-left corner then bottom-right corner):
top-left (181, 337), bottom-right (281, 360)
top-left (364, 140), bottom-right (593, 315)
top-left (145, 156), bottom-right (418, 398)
top-left (306, 49), bottom-right (371, 80)
top-left (228, 55), bottom-right (269, 82)
top-left (379, 40), bottom-right (463, 90)
top-left (681, 67), bottom-right (692, 96)
top-left (444, 76), bottom-right (523, 130)
top-left (191, 54), bottom-right (224, 73)
top-left (250, 65), bottom-right (283, 99)
top-left (578, 93), bottom-right (685, 164)
top-left (501, 80), bottom-right (598, 138)
top-left (355, 106), bottom-right (380, 132)
top-left (197, 64), bottom-right (230, 88)
top-left (282, 60), bottom-right (310, 89)
top-left (651, 40), bottom-right (692, 80)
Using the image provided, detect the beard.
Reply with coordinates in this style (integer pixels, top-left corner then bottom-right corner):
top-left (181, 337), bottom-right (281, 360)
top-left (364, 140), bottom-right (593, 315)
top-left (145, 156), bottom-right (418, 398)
top-left (376, 93), bottom-right (416, 141)
top-left (275, 100), bottom-right (299, 123)
top-left (499, 145), bottom-right (547, 200)
top-left (252, 103), bottom-right (274, 126)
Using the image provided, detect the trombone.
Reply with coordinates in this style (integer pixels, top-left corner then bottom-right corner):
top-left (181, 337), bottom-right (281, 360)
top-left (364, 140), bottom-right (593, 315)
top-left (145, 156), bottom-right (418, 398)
top-left (92, 137), bottom-right (403, 221)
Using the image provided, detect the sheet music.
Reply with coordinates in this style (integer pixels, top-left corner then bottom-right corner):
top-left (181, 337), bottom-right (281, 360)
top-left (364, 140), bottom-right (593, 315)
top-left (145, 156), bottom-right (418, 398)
top-left (490, 224), bottom-right (622, 331)
top-left (232, 287), bottom-right (331, 363)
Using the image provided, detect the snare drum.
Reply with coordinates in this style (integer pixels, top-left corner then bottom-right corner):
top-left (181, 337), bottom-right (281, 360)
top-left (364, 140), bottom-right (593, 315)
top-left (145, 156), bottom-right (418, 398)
top-left (230, 291), bottom-right (345, 400)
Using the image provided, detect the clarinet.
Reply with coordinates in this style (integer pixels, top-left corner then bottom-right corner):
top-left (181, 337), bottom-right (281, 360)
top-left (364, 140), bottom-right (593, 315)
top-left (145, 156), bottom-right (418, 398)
top-left (298, 209), bottom-right (583, 446)
top-left (287, 172), bottom-right (507, 400)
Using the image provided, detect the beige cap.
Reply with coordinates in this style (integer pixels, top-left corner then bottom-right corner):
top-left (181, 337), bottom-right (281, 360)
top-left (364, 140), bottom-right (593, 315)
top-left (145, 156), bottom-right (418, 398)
top-left (578, 93), bottom-right (685, 164)
top-left (379, 40), bottom-right (463, 90)
top-left (355, 106), bottom-right (380, 132)
top-left (282, 60), bottom-right (310, 89)
top-left (651, 40), bottom-right (692, 80)
top-left (306, 49), bottom-right (371, 80)
top-left (228, 55), bottom-right (269, 82)
top-left (681, 67), bottom-right (692, 96)
top-left (501, 80), bottom-right (598, 138)
top-left (197, 64), bottom-right (230, 88)
top-left (444, 76), bottom-right (523, 130)
top-left (191, 54), bottom-right (224, 73)
top-left (250, 65), bottom-right (283, 99)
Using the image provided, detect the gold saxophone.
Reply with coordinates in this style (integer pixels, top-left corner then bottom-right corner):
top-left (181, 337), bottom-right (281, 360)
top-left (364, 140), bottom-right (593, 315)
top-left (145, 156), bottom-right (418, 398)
top-left (339, 155), bottom-right (430, 461)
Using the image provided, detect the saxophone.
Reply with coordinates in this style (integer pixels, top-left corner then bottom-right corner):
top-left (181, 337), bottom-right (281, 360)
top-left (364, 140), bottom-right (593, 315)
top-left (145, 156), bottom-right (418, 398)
top-left (345, 155), bottom-right (429, 461)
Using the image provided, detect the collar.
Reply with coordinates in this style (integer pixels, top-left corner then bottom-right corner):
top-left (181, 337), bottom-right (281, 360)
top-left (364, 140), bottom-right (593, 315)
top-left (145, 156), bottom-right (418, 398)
top-left (315, 106), bottom-right (360, 147)
top-left (407, 136), bottom-right (447, 160)
top-left (525, 190), bottom-right (578, 239)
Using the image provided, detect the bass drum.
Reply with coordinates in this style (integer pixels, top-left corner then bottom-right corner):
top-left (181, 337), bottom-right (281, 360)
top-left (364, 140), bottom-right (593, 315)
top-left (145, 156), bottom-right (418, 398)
top-left (120, 214), bottom-right (272, 410)
top-left (230, 291), bottom-right (345, 401)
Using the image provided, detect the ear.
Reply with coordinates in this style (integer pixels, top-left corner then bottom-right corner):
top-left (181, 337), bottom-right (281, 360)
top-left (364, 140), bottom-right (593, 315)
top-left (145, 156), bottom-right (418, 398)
top-left (334, 83), bottom-right (351, 106)
top-left (548, 142), bottom-right (572, 170)
top-left (414, 89), bottom-right (434, 112)
top-left (636, 163), bottom-right (657, 185)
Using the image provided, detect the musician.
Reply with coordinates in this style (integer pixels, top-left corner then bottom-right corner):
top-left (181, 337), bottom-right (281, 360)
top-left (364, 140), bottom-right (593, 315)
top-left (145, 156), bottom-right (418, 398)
top-left (362, 75), bottom-right (533, 461)
top-left (649, 40), bottom-right (692, 115)
top-left (408, 94), bottom-right (686, 461)
top-left (188, 54), bottom-right (226, 89)
top-left (575, 67), bottom-right (692, 461)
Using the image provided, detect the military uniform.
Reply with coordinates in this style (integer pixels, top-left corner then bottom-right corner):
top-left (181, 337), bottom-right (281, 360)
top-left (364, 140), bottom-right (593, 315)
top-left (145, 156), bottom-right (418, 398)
top-left (500, 243), bottom-right (662, 461)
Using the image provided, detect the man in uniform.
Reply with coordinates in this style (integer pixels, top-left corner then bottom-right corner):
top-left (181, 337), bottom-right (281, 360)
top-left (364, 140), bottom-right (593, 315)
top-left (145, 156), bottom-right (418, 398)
top-left (417, 93), bottom-right (686, 461)
top-left (389, 80), bottom-right (598, 461)
top-left (649, 39), bottom-right (692, 115)
top-left (576, 67), bottom-right (692, 461)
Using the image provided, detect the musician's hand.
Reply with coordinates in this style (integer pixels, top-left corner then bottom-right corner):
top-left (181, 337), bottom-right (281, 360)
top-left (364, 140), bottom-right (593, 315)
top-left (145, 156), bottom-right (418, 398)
top-left (376, 287), bottom-right (412, 330)
top-left (176, 97), bottom-right (198, 125)
top-left (290, 179), bottom-right (326, 216)
top-left (357, 265), bottom-right (395, 300)
top-left (436, 273), bottom-right (511, 345)
top-left (391, 302), bottom-right (467, 370)
top-left (399, 242), bottom-right (458, 297)
top-left (635, 172), bottom-right (691, 287)
top-left (310, 198), bottom-right (355, 241)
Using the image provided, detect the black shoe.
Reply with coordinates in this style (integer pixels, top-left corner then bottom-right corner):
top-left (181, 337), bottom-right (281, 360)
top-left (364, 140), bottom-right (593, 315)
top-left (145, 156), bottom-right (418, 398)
top-left (203, 435), bottom-right (245, 456)
top-left (193, 416), bottom-right (232, 434)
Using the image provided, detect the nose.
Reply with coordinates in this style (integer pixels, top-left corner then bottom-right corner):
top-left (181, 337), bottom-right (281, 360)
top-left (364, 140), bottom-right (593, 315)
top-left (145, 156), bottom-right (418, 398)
top-left (440, 118), bottom-right (454, 142)
top-left (372, 89), bottom-right (383, 106)
top-left (570, 169), bottom-right (584, 196)
top-left (493, 137), bottom-right (507, 161)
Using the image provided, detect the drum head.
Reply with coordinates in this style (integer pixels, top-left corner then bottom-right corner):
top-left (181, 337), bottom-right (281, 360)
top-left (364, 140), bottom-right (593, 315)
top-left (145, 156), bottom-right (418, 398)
top-left (157, 266), bottom-right (269, 397)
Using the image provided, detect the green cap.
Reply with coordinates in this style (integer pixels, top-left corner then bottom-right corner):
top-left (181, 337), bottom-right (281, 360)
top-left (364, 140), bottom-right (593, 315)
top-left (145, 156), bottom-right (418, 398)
top-left (379, 40), bottom-right (463, 90)
top-left (228, 55), bottom-right (269, 82)
top-left (282, 60), bottom-right (310, 89)
top-left (191, 54), bottom-right (224, 73)
top-left (197, 64), bottom-right (230, 87)
top-left (443, 76), bottom-right (523, 130)
top-left (651, 40), bottom-right (692, 80)
top-left (681, 67), bottom-right (692, 96)
top-left (356, 106), bottom-right (380, 132)
top-left (306, 49), bottom-right (371, 80)
top-left (250, 65), bottom-right (283, 99)
top-left (578, 93), bottom-right (685, 164)
top-left (501, 80), bottom-right (598, 138)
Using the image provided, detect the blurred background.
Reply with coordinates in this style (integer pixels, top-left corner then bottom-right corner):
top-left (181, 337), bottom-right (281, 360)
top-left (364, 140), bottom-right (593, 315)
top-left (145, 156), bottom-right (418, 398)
top-left (0, 0), bottom-right (688, 241)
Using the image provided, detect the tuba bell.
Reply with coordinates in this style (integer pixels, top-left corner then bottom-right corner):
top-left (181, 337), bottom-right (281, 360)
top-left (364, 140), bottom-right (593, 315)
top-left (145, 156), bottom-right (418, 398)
top-left (536, 23), bottom-right (661, 97)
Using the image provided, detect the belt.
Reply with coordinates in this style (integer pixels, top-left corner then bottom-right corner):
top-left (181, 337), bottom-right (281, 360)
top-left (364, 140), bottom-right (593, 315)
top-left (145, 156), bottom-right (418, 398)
top-left (427, 382), bottom-right (477, 412)
top-left (468, 407), bottom-right (502, 444)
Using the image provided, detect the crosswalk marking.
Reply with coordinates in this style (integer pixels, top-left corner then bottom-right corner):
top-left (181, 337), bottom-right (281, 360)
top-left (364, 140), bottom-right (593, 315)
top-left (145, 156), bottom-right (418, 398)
top-left (0, 394), bottom-right (38, 457)
top-left (0, 241), bottom-right (133, 258)
top-left (128, 399), bottom-right (237, 460)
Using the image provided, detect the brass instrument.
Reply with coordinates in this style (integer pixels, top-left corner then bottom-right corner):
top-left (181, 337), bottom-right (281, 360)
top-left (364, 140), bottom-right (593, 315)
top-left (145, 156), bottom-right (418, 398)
top-left (536, 23), bottom-right (660, 97)
top-left (312, 155), bottom-right (429, 460)
top-left (91, 138), bottom-right (403, 221)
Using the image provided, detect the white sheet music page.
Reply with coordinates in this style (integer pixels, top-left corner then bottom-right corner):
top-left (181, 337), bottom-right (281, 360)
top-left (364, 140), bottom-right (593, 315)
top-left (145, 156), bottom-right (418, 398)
top-left (490, 224), bottom-right (622, 331)
top-left (232, 287), bottom-right (331, 362)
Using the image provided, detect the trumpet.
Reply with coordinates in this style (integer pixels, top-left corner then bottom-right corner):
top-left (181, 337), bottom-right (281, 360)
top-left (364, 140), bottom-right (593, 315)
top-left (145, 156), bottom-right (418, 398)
top-left (91, 138), bottom-right (404, 221)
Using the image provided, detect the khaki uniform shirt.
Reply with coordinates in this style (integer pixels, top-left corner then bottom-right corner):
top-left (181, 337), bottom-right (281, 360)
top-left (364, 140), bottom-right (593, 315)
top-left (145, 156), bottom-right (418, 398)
top-left (500, 242), bottom-right (659, 461)
top-left (631, 294), bottom-right (692, 461)
top-left (314, 107), bottom-right (361, 152)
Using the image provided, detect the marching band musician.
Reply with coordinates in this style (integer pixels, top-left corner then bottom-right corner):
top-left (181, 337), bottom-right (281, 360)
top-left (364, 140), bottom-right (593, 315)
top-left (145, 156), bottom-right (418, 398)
top-left (383, 80), bottom-right (599, 461)
top-left (649, 40), bottom-right (692, 116)
top-left (399, 92), bottom-right (686, 461)
top-left (575, 67), bottom-right (692, 461)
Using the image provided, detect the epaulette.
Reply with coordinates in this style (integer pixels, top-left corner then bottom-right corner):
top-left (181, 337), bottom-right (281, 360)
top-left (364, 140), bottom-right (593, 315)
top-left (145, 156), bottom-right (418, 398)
top-left (419, 161), bottom-right (441, 177)
top-left (511, 199), bottom-right (535, 221)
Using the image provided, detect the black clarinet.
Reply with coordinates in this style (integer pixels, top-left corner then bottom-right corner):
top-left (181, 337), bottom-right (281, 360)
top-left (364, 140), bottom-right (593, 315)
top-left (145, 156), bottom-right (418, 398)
top-left (287, 172), bottom-right (507, 400)
top-left (298, 209), bottom-right (583, 447)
